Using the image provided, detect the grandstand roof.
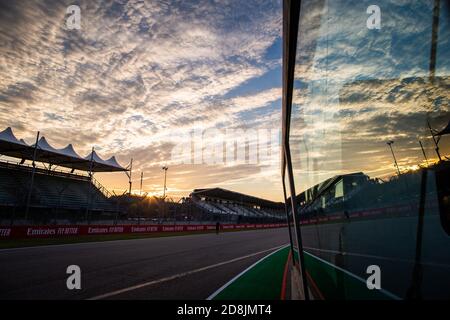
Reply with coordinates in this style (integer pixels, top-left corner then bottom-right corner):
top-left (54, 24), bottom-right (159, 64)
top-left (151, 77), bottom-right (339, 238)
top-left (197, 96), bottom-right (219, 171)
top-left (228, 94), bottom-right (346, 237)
top-left (191, 188), bottom-right (283, 209)
top-left (0, 127), bottom-right (128, 172)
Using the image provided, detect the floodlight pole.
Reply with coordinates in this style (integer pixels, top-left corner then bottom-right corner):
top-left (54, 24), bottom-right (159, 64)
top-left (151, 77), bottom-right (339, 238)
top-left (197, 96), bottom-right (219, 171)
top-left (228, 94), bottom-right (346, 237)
top-left (162, 166), bottom-right (168, 198)
top-left (25, 131), bottom-right (40, 221)
top-left (140, 172), bottom-right (143, 196)
top-left (419, 140), bottom-right (429, 166)
top-left (387, 141), bottom-right (401, 176)
top-left (162, 166), bottom-right (168, 221)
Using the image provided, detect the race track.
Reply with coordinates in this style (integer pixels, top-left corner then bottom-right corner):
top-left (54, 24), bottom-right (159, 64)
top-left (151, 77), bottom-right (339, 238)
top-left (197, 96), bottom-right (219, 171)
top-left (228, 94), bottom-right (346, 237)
top-left (0, 228), bottom-right (289, 299)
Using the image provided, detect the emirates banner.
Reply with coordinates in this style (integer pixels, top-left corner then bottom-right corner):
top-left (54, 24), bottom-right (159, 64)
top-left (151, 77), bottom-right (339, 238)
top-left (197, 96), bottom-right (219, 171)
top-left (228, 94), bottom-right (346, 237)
top-left (0, 223), bottom-right (286, 239)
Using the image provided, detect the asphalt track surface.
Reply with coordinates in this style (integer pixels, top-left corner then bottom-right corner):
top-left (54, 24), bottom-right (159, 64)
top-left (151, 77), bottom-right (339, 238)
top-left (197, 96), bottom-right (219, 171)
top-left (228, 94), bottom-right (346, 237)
top-left (0, 228), bottom-right (289, 300)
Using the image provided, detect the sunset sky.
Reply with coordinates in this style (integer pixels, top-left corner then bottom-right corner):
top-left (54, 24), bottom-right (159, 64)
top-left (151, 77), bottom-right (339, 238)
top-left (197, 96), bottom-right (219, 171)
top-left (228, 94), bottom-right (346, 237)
top-left (0, 0), bottom-right (284, 201)
top-left (1, 0), bottom-right (449, 202)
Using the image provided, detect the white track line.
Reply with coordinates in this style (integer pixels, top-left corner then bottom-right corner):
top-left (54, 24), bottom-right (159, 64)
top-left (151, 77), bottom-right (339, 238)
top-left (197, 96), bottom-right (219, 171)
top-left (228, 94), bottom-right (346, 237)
top-left (87, 244), bottom-right (288, 300)
top-left (304, 246), bottom-right (450, 269)
top-left (206, 244), bottom-right (289, 300)
top-left (303, 251), bottom-right (401, 300)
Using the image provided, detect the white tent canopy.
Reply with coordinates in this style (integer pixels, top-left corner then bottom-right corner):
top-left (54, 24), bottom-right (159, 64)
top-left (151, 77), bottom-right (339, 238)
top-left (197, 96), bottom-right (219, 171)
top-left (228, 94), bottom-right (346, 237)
top-left (0, 127), bottom-right (28, 145)
top-left (60, 144), bottom-right (82, 159)
top-left (0, 127), bottom-right (128, 172)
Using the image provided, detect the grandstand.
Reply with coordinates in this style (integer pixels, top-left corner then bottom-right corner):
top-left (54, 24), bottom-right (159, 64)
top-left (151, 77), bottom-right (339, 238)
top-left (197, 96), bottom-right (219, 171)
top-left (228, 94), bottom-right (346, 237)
top-left (0, 126), bottom-right (285, 225)
top-left (189, 188), bottom-right (284, 223)
top-left (0, 127), bottom-right (129, 222)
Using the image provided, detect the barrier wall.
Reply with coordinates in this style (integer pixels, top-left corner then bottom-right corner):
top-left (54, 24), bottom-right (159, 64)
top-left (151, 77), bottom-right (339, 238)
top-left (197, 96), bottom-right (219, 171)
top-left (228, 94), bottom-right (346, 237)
top-left (0, 223), bottom-right (287, 239)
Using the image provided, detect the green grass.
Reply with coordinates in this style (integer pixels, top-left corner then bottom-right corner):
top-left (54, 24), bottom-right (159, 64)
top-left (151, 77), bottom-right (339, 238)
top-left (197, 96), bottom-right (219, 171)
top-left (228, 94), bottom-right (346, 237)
top-left (0, 228), bottom-right (269, 249)
top-left (213, 246), bottom-right (290, 300)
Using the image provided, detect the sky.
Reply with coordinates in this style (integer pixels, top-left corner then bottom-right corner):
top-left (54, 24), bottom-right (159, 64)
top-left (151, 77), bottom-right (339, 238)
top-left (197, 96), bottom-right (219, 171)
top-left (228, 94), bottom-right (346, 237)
top-left (0, 0), bottom-right (284, 201)
top-left (1, 0), bottom-right (449, 201)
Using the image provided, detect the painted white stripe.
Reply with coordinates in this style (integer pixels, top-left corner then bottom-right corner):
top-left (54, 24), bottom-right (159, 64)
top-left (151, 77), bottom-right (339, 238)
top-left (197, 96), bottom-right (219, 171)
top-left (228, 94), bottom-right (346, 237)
top-left (304, 246), bottom-right (450, 269)
top-left (87, 244), bottom-right (288, 300)
top-left (206, 244), bottom-right (290, 300)
top-left (303, 250), bottom-right (402, 300)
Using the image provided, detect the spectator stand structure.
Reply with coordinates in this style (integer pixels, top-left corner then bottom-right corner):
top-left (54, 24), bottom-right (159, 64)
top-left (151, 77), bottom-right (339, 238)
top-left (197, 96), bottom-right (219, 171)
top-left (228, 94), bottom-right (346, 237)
top-left (0, 127), bottom-right (131, 224)
top-left (190, 187), bottom-right (285, 223)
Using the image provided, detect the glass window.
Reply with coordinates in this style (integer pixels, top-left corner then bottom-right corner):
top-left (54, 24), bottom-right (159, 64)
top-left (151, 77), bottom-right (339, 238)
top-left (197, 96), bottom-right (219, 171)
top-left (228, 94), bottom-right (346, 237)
top-left (289, 0), bottom-right (450, 299)
top-left (335, 179), bottom-right (344, 198)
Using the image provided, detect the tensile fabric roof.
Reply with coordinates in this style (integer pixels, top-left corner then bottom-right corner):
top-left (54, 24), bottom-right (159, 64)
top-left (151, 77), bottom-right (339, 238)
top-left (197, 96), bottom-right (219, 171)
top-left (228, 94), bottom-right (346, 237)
top-left (0, 127), bottom-right (127, 172)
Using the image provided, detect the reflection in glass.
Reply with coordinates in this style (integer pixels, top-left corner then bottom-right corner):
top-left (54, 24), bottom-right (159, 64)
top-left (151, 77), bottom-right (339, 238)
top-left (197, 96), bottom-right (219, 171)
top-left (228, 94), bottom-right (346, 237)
top-left (288, 0), bottom-right (450, 299)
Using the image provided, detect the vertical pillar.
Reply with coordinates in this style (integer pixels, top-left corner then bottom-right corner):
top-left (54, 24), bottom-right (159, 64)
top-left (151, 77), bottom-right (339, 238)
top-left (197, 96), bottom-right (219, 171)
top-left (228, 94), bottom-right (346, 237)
top-left (428, 120), bottom-right (442, 161)
top-left (282, 172), bottom-right (295, 266)
top-left (419, 140), bottom-right (429, 166)
top-left (85, 147), bottom-right (94, 222)
top-left (285, 146), bottom-right (310, 300)
top-left (128, 158), bottom-right (133, 195)
top-left (25, 131), bottom-right (40, 221)
top-left (140, 171), bottom-right (143, 196)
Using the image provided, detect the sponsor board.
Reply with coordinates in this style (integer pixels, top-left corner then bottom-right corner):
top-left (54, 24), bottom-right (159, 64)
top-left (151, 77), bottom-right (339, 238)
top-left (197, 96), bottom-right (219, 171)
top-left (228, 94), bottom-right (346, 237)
top-left (0, 223), bottom-right (286, 239)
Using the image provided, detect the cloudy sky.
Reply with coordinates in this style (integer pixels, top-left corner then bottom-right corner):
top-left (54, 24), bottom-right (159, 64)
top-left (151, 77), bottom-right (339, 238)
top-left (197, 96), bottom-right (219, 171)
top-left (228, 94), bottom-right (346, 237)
top-left (0, 0), bottom-right (284, 201)
top-left (1, 0), bottom-right (449, 201)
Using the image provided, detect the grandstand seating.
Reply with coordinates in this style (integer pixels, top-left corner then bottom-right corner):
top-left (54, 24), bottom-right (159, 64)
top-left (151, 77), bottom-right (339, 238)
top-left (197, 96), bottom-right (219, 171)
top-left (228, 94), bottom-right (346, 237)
top-left (190, 189), bottom-right (284, 221)
top-left (221, 203), bottom-right (241, 216)
top-left (0, 162), bottom-right (116, 213)
top-left (228, 204), bottom-right (257, 217)
top-left (194, 200), bottom-right (218, 214)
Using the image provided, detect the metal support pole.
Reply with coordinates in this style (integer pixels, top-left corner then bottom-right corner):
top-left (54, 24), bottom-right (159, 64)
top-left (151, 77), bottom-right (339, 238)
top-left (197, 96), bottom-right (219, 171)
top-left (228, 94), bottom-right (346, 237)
top-left (162, 166), bottom-right (168, 198)
top-left (25, 131), bottom-right (40, 221)
top-left (161, 166), bottom-right (168, 221)
top-left (427, 120), bottom-right (442, 162)
top-left (407, 168), bottom-right (428, 299)
top-left (85, 147), bottom-right (94, 222)
top-left (428, 0), bottom-right (442, 161)
top-left (128, 158), bottom-right (133, 195)
top-left (140, 171), bottom-right (143, 196)
top-left (387, 141), bottom-right (401, 176)
top-left (282, 172), bottom-right (295, 266)
top-left (429, 0), bottom-right (440, 84)
top-left (419, 140), bottom-right (429, 166)
top-left (285, 145), bottom-right (309, 300)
